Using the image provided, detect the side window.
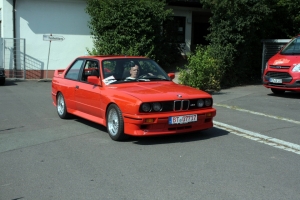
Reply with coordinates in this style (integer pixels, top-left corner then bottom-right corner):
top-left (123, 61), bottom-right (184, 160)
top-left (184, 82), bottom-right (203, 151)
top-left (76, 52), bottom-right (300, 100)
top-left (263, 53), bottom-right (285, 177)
top-left (65, 60), bottom-right (84, 80)
top-left (102, 60), bottom-right (117, 78)
top-left (81, 60), bottom-right (99, 82)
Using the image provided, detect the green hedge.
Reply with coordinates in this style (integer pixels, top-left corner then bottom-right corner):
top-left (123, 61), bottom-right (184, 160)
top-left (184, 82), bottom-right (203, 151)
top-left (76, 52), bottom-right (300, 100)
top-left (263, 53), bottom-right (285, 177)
top-left (86, 0), bottom-right (183, 69)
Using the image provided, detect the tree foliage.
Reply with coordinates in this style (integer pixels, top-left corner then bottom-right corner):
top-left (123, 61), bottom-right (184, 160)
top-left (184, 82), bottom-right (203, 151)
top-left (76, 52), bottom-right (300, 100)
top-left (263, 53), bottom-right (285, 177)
top-left (85, 0), bottom-right (183, 69)
top-left (179, 45), bottom-right (223, 92)
top-left (198, 0), bottom-right (273, 87)
top-left (197, 0), bottom-right (300, 87)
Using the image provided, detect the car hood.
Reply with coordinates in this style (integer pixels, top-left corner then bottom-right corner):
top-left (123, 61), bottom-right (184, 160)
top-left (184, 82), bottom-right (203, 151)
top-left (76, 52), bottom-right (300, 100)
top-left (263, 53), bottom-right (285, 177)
top-left (106, 82), bottom-right (211, 101)
top-left (269, 53), bottom-right (300, 65)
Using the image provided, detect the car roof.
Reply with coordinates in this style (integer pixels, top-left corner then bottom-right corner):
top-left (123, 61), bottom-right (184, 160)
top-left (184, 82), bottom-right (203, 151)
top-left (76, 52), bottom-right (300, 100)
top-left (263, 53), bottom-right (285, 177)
top-left (77, 55), bottom-right (148, 60)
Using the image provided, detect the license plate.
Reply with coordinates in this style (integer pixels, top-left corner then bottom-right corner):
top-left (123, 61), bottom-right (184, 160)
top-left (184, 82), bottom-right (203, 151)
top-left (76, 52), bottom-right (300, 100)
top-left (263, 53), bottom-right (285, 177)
top-left (169, 114), bottom-right (197, 124)
top-left (269, 78), bottom-right (282, 83)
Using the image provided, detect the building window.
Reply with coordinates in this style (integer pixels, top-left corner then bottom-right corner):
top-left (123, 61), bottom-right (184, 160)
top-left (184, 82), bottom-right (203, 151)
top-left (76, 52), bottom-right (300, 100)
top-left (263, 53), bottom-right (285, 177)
top-left (174, 16), bottom-right (186, 43)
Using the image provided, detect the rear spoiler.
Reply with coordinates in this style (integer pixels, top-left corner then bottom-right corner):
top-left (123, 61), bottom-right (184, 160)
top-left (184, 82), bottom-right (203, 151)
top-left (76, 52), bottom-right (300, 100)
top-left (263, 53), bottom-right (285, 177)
top-left (54, 69), bottom-right (65, 77)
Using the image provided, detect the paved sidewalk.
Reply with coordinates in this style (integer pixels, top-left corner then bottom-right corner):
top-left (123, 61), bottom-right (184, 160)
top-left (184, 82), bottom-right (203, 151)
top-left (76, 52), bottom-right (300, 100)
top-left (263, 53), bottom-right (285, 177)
top-left (172, 72), bottom-right (180, 84)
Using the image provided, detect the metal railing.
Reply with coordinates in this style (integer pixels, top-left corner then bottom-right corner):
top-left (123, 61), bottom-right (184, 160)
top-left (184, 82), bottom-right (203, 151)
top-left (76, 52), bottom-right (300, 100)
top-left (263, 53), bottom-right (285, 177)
top-left (1, 38), bottom-right (26, 79)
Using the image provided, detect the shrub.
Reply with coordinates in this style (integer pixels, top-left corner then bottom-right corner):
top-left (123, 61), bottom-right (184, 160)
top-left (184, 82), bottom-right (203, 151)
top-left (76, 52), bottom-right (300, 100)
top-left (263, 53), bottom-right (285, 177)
top-left (178, 45), bottom-right (223, 92)
top-left (85, 0), bottom-right (183, 70)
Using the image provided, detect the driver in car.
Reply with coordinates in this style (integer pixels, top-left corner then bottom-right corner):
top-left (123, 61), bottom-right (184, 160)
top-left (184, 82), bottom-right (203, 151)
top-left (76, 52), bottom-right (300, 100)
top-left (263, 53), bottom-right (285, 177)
top-left (125, 62), bottom-right (154, 81)
top-left (125, 64), bottom-right (140, 80)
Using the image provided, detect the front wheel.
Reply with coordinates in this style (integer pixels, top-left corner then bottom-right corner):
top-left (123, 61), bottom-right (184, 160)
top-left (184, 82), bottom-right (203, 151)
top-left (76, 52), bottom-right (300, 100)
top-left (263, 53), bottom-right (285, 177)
top-left (56, 92), bottom-right (70, 119)
top-left (271, 88), bottom-right (285, 95)
top-left (0, 79), bottom-right (5, 86)
top-left (106, 104), bottom-right (127, 141)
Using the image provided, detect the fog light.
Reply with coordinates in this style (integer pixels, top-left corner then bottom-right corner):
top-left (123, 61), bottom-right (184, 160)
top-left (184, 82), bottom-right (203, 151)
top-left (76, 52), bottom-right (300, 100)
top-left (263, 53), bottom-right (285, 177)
top-left (206, 113), bottom-right (212, 117)
top-left (145, 118), bottom-right (155, 123)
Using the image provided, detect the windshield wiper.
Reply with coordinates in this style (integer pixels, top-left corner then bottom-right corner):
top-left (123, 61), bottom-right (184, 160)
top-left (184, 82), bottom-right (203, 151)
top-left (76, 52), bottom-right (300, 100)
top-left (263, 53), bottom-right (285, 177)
top-left (139, 77), bottom-right (169, 81)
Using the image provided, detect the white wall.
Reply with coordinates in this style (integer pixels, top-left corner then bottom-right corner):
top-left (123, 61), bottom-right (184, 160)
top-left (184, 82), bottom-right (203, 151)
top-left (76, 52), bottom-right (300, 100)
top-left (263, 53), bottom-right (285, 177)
top-left (1, 0), bottom-right (194, 77)
top-left (1, 0), bottom-right (15, 67)
top-left (16, 0), bottom-right (93, 72)
top-left (2, 0), bottom-right (14, 38)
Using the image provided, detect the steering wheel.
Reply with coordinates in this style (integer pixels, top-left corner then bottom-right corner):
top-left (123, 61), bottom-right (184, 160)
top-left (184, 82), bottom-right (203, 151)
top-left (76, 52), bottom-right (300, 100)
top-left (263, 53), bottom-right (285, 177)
top-left (138, 73), bottom-right (157, 79)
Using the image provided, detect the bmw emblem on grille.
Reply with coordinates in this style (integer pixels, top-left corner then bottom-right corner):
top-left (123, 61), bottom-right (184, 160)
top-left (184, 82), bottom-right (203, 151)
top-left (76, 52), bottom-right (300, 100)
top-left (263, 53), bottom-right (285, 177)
top-left (177, 94), bottom-right (182, 98)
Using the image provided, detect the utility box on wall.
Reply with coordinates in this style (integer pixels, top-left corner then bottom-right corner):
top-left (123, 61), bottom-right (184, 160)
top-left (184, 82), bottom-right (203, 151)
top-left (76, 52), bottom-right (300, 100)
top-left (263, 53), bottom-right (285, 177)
top-left (261, 39), bottom-right (291, 78)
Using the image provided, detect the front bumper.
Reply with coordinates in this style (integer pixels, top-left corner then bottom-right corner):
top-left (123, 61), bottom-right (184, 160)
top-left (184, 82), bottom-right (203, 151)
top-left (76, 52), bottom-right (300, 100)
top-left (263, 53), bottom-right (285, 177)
top-left (263, 71), bottom-right (300, 91)
top-left (122, 108), bottom-right (216, 136)
top-left (263, 79), bottom-right (300, 91)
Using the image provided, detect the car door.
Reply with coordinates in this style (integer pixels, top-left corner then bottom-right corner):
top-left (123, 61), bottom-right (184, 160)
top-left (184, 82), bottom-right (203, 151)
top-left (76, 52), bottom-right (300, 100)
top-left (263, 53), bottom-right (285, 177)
top-left (63, 59), bottom-right (84, 111)
top-left (75, 59), bottom-right (103, 120)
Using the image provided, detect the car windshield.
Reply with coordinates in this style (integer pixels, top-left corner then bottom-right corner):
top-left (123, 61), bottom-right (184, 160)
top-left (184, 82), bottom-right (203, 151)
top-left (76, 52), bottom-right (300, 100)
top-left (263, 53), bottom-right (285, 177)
top-left (101, 58), bottom-right (171, 85)
top-left (281, 37), bottom-right (300, 55)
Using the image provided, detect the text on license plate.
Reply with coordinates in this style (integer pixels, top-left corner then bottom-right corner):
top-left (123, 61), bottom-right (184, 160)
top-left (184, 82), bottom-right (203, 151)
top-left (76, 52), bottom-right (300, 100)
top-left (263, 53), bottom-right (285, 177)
top-left (269, 78), bottom-right (282, 83)
top-left (169, 114), bottom-right (197, 124)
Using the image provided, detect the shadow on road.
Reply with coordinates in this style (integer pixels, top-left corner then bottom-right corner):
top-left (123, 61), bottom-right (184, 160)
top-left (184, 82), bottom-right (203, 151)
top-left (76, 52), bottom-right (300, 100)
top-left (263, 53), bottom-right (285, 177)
top-left (73, 115), bottom-right (229, 145)
top-left (130, 127), bottom-right (229, 145)
top-left (267, 91), bottom-right (300, 99)
top-left (1, 79), bottom-right (19, 86)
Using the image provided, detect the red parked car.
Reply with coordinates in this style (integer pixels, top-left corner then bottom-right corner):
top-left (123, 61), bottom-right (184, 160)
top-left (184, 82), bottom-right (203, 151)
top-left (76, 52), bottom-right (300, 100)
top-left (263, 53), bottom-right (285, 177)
top-left (51, 55), bottom-right (216, 141)
top-left (263, 35), bottom-right (300, 94)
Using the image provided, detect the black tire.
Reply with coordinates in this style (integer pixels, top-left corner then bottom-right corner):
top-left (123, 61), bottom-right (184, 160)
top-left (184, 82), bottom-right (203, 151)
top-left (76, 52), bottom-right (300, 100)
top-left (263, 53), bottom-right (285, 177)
top-left (106, 104), bottom-right (127, 141)
top-left (0, 79), bottom-right (5, 86)
top-left (271, 88), bottom-right (285, 95)
top-left (56, 92), bottom-right (70, 119)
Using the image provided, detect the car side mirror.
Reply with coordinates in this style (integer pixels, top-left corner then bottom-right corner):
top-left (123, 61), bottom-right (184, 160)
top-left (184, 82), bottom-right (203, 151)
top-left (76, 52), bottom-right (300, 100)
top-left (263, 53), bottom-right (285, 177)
top-left (87, 76), bottom-right (101, 86)
top-left (168, 73), bottom-right (175, 80)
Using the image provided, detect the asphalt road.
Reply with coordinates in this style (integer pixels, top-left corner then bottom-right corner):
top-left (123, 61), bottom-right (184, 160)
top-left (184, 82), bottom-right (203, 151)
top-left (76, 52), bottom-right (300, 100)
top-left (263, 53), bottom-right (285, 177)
top-left (0, 79), bottom-right (299, 200)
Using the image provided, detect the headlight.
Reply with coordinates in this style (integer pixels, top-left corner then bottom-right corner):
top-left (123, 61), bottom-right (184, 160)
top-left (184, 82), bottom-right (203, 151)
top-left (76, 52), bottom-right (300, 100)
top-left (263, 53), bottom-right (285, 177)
top-left (197, 99), bottom-right (204, 107)
top-left (152, 102), bottom-right (162, 111)
top-left (205, 99), bottom-right (212, 107)
top-left (292, 63), bottom-right (300, 72)
top-left (141, 103), bottom-right (151, 112)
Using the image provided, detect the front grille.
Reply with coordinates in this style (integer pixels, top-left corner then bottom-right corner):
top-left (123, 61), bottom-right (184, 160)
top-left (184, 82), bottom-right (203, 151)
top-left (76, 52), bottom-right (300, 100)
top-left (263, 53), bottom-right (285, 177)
top-left (174, 100), bottom-right (189, 111)
top-left (265, 72), bottom-right (292, 79)
top-left (139, 99), bottom-right (213, 113)
top-left (159, 99), bottom-right (211, 112)
top-left (270, 65), bottom-right (290, 69)
top-left (267, 83), bottom-right (285, 87)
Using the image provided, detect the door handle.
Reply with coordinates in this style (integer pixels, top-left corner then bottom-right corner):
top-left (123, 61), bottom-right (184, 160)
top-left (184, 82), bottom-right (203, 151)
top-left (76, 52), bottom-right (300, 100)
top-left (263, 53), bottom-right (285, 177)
top-left (75, 85), bottom-right (79, 89)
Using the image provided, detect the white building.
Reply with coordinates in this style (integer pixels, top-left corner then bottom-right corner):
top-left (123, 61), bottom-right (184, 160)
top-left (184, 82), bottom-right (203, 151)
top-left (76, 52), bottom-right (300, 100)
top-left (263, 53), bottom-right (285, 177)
top-left (0, 0), bottom-right (210, 79)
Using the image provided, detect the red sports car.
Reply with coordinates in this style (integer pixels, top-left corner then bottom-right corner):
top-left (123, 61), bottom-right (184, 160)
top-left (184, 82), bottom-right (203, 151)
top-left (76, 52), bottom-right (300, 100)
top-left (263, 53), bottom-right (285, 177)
top-left (51, 56), bottom-right (216, 141)
top-left (263, 34), bottom-right (300, 94)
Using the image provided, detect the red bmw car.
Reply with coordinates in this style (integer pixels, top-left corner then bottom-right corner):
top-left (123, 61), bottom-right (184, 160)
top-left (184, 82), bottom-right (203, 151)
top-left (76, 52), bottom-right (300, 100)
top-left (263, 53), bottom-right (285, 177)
top-left (51, 55), bottom-right (216, 141)
top-left (263, 35), bottom-right (300, 94)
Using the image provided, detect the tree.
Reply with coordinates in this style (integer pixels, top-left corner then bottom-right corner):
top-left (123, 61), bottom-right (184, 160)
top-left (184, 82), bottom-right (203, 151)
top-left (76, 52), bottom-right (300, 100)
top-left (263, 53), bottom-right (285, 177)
top-left (200, 0), bottom-right (275, 87)
top-left (273, 0), bottom-right (300, 38)
top-left (85, 0), bottom-right (183, 69)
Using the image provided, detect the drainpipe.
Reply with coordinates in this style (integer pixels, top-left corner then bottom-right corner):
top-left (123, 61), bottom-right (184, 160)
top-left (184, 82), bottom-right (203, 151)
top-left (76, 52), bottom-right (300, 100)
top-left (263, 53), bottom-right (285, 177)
top-left (13, 0), bottom-right (17, 74)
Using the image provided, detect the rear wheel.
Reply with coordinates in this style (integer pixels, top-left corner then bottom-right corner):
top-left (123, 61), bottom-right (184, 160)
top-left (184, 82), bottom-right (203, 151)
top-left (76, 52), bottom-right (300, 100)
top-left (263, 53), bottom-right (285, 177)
top-left (271, 88), bottom-right (285, 95)
top-left (106, 104), bottom-right (127, 141)
top-left (0, 78), bottom-right (5, 86)
top-left (56, 92), bottom-right (70, 119)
